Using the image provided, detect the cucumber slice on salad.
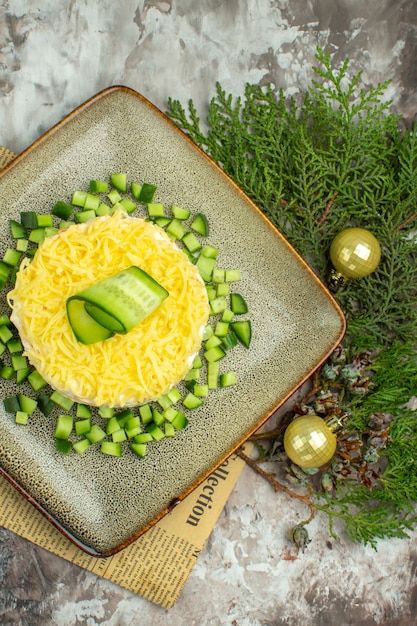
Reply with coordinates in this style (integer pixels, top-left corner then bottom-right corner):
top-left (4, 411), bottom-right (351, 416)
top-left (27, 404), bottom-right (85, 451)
top-left (67, 266), bottom-right (169, 344)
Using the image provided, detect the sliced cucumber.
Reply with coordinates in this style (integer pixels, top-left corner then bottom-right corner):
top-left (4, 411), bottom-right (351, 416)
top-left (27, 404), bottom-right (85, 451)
top-left (67, 266), bottom-right (169, 344)
top-left (67, 298), bottom-right (114, 345)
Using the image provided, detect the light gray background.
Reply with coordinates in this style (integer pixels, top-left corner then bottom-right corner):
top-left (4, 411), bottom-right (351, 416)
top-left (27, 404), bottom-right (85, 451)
top-left (1, 2), bottom-right (416, 625)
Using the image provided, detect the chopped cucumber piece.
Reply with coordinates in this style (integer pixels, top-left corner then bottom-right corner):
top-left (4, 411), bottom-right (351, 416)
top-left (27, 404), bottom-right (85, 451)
top-left (16, 395), bottom-right (36, 415)
top-left (204, 334), bottom-right (222, 350)
top-left (146, 422), bottom-right (165, 441)
top-left (221, 308), bottom-right (234, 323)
top-left (15, 411), bottom-right (29, 425)
top-left (138, 183), bottom-right (157, 203)
top-left (212, 268), bottom-right (225, 283)
top-left (73, 438), bottom-right (91, 454)
top-left (76, 403), bottom-right (92, 418)
top-left (37, 392), bottom-right (55, 416)
top-left (112, 429), bottom-right (127, 443)
top-left (7, 338), bottom-right (23, 354)
top-left (16, 367), bottom-right (30, 384)
top-left (0, 325), bottom-right (13, 343)
top-left (193, 384), bottom-right (209, 397)
top-left (16, 238), bottom-right (29, 252)
top-left (28, 228), bottom-right (45, 244)
top-left (214, 321), bottom-right (229, 337)
top-left (20, 211), bottom-right (38, 228)
top-left (166, 387), bottom-right (182, 404)
top-left (183, 392), bottom-right (203, 409)
top-left (105, 416), bottom-right (121, 435)
top-left (190, 213), bottom-right (209, 236)
top-left (230, 320), bottom-right (252, 348)
top-left (134, 432), bottom-right (153, 443)
top-left (107, 189), bottom-right (122, 205)
top-left (210, 296), bottom-right (228, 315)
top-left (75, 419), bottom-right (91, 436)
top-left (130, 442), bottom-right (147, 457)
top-left (147, 202), bottom-right (165, 217)
top-left (55, 414), bottom-right (73, 439)
top-left (98, 406), bottom-right (114, 419)
top-left (75, 209), bottom-right (96, 224)
top-left (172, 204), bottom-right (190, 220)
top-left (96, 203), bottom-right (111, 216)
top-left (216, 283), bottom-right (229, 297)
top-left (182, 232), bottom-right (201, 253)
top-left (204, 345), bottom-right (226, 362)
top-left (183, 368), bottom-right (201, 381)
top-left (27, 370), bottom-right (48, 392)
top-left (110, 172), bottom-right (127, 193)
top-left (139, 404), bottom-right (153, 424)
top-left (36, 214), bottom-right (54, 228)
top-left (222, 331), bottom-right (239, 350)
top-left (11, 354), bottom-right (28, 371)
top-left (166, 219), bottom-right (187, 240)
top-left (207, 361), bottom-right (220, 389)
top-left (56, 439), bottom-right (72, 454)
top-left (4, 396), bottom-right (20, 413)
top-left (220, 371), bottom-right (238, 387)
top-left (161, 407), bottom-right (177, 423)
top-left (50, 390), bottom-right (74, 411)
top-left (130, 182), bottom-right (142, 200)
top-left (230, 293), bottom-right (248, 314)
top-left (101, 441), bottom-right (122, 456)
top-left (83, 193), bottom-right (101, 211)
top-left (3, 248), bottom-right (21, 266)
top-left (201, 244), bottom-right (219, 258)
top-left (225, 269), bottom-right (241, 282)
top-left (85, 424), bottom-right (106, 443)
top-left (53, 201), bottom-right (73, 219)
top-left (202, 324), bottom-right (214, 341)
top-left (89, 180), bottom-right (109, 193)
top-left (1, 366), bottom-right (14, 380)
top-left (171, 411), bottom-right (188, 430)
top-left (164, 422), bottom-right (176, 437)
top-left (71, 190), bottom-right (87, 207)
top-left (118, 197), bottom-right (136, 213)
top-left (196, 255), bottom-right (216, 282)
top-left (154, 216), bottom-right (171, 228)
top-left (10, 220), bottom-right (27, 239)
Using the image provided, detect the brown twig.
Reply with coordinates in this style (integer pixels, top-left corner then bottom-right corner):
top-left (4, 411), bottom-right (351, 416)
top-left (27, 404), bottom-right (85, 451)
top-left (317, 190), bottom-right (338, 227)
top-left (392, 212), bottom-right (417, 234)
top-left (236, 447), bottom-right (316, 523)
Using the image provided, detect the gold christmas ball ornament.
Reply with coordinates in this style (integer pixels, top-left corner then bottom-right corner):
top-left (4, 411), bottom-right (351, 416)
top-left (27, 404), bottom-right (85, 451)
top-left (329, 227), bottom-right (381, 291)
top-left (283, 414), bottom-right (344, 469)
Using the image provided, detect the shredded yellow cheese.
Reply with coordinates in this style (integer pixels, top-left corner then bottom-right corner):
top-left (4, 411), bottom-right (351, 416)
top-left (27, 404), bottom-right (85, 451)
top-left (8, 209), bottom-right (210, 408)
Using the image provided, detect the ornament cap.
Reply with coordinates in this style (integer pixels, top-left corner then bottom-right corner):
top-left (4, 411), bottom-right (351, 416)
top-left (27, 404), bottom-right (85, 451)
top-left (324, 413), bottom-right (347, 434)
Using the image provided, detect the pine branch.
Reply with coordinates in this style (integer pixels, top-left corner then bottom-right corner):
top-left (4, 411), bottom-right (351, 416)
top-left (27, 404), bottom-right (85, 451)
top-left (166, 47), bottom-right (417, 547)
